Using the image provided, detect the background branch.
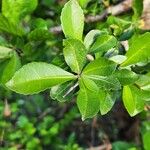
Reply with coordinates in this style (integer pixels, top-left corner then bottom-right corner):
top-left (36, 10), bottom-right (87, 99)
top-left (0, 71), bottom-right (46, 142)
top-left (49, 0), bottom-right (133, 34)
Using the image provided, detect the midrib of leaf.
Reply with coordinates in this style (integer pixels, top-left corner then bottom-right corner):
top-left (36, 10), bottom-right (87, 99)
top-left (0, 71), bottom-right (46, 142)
top-left (121, 44), bottom-right (148, 66)
top-left (83, 64), bottom-right (114, 75)
top-left (8, 75), bottom-right (76, 88)
top-left (65, 40), bottom-right (80, 73)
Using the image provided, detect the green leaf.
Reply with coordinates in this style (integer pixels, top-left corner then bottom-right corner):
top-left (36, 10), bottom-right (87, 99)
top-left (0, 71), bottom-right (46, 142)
top-left (0, 15), bottom-right (24, 36)
top-left (0, 46), bottom-right (13, 60)
top-left (61, 0), bottom-right (84, 40)
top-left (123, 85), bottom-right (145, 116)
top-left (0, 51), bottom-right (21, 85)
top-left (99, 90), bottom-right (116, 115)
top-left (50, 81), bottom-right (77, 102)
top-left (84, 75), bottom-right (121, 91)
top-left (143, 131), bottom-right (150, 150)
top-left (63, 39), bottom-right (87, 74)
top-left (132, 0), bottom-right (143, 20)
top-left (77, 78), bottom-right (100, 120)
top-left (28, 29), bottom-right (51, 41)
top-left (112, 141), bottom-right (135, 150)
top-left (107, 16), bottom-right (131, 29)
top-left (89, 34), bottom-right (117, 53)
top-left (78, 0), bottom-right (91, 8)
top-left (109, 55), bottom-right (127, 64)
top-left (121, 32), bottom-right (150, 67)
top-left (84, 29), bottom-right (101, 50)
top-left (113, 69), bottom-right (139, 85)
top-left (83, 57), bottom-right (117, 76)
top-left (6, 62), bottom-right (77, 95)
top-left (136, 73), bottom-right (150, 91)
top-left (2, 0), bottom-right (38, 23)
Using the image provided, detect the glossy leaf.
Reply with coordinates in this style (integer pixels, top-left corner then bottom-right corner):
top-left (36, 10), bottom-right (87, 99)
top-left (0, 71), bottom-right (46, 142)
top-left (63, 39), bottom-right (87, 73)
top-left (61, 0), bottom-right (84, 40)
top-left (113, 69), bottom-right (139, 85)
top-left (83, 57), bottom-right (117, 76)
top-left (123, 85), bottom-right (145, 116)
top-left (0, 51), bottom-right (21, 85)
top-left (0, 46), bottom-right (13, 60)
top-left (121, 33), bottom-right (150, 67)
top-left (84, 75), bottom-right (121, 91)
top-left (89, 34), bottom-right (117, 53)
top-left (99, 90), bottom-right (116, 115)
top-left (6, 62), bottom-right (77, 95)
top-left (109, 55), bottom-right (127, 64)
top-left (84, 30), bottom-right (101, 50)
top-left (77, 78), bottom-right (100, 120)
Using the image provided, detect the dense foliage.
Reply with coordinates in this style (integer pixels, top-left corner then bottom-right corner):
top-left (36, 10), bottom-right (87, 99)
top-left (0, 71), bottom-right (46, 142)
top-left (0, 0), bottom-right (150, 149)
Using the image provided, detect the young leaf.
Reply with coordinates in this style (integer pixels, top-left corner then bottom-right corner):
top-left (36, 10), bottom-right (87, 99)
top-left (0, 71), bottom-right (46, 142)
top-left (2, 0), bottom-right (38, 23)
top-left (113, 69), bottom-right (139, 85)
top-left (89, 34), bottom-right (117, 53)
top-left (0, 51), bottom-right (21, 85)
top-left (123, 85), bottom-right (145, 116)
top-left (83, 57), bottom-right (117, 76)
top-left (50, 81), bottom-right (77, 102)
top-left (121, 32), bottom-right (150, 67)
top-left (63, 39), bottom-right (87, 73)
top-left (77, 78), bottom-right (100, 120)
top-left (61, 0), bottom-right (84, 40)
top-left (6, 62), bottom-right (77, 95)
top-left (0, 46), bottom-right (13, 60)
top-left (99, 90), bottom-right (117, 115)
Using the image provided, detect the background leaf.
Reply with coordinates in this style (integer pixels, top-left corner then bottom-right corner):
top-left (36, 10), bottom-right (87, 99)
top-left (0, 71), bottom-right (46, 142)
top-left (2, 0), bottom-right (38, 23)
top-left (0, 46), bottom-right (13, 60)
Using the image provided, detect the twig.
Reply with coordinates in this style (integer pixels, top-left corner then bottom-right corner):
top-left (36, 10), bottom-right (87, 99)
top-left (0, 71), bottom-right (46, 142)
top-left (49, 0), bottom-right (133, 34)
